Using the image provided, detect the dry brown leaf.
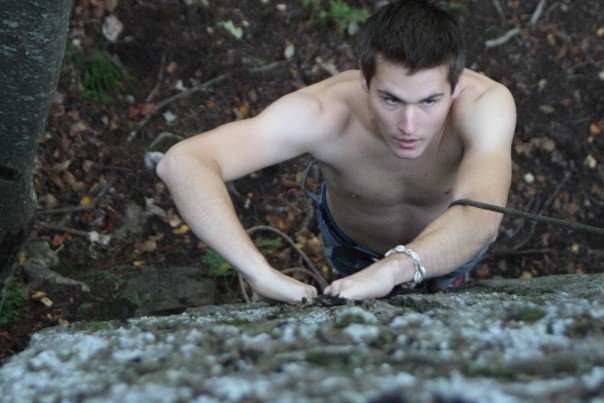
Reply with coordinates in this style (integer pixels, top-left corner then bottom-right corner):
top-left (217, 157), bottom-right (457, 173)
top-left (136, 239), bottom-right (157, 252)
top-left (172, 224), bottom-right (190, 234)
top-left (40, 297), bottom-right (53, 308)
top-left (31, 291), bottom-right (47, 301)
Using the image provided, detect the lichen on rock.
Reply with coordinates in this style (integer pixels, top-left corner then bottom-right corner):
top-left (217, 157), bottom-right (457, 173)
top-left (0, 273), bottom-right (602, 401)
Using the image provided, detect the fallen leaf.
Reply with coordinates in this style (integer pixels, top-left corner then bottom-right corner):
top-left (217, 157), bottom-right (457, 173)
top-left (166, 61), bottom-right (178, 74)
top-left (132, 260), bottom-right (145, 267)
top-left (52, 234), bottom-right (67, 247)
top-left (571, 244), bottom-right (580, 254)
top-left (172, 224), bottom-right (190, 234)
top-left (40, 297), bottom-right (53, 308)
top-left (235, 101), bottom-right (249, 119)
top-left (590, 122), bottom-right (601, 135)
top-left (80, 196), bottom-right (93, 206)
top-left (585, 154), bottom-right (597, 169)
top-left (136, 239), bottom-right (157, 252)
top-left (219, 20), bottom-right (243, 40)
top-left (31, 291), bottom-right (47, 301)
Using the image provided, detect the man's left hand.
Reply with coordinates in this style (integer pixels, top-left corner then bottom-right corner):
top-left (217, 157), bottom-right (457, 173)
top-left (324, 257), bottom-right (401, 300)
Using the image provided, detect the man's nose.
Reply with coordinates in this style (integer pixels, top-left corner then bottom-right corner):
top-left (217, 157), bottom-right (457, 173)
top-left (398, 106), bottom-right (417, 135)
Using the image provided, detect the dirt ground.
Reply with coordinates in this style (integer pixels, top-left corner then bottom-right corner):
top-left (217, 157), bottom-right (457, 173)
top-left (1, 0), bottom-right (602, 363)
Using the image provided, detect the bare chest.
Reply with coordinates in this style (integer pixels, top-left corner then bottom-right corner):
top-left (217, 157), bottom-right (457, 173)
top-left (319, 134), bottom-right (462, 208)
top-left (312, 128), bottom-right (464, 250)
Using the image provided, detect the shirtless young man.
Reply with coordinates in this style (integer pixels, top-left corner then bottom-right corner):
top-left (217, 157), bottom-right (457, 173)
top-left (157, 0), bottom-right (516, 302)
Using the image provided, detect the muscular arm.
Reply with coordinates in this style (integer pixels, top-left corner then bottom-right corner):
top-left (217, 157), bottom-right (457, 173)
top-left (327, 84), bottom-right (516, 298)
top-left (158, 91), bottom-right (339, 302)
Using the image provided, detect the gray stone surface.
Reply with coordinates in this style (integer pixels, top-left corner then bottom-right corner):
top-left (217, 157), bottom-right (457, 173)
top-left (1, 273), bottom-right (603, 402)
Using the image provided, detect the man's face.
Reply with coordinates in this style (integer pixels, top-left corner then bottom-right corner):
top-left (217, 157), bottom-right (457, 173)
top-left (362, 58), bottom-right (459, 159)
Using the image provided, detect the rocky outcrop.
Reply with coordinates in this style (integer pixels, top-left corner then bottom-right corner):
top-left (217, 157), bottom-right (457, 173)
top-left (0, 273), bottom-right (602, 401)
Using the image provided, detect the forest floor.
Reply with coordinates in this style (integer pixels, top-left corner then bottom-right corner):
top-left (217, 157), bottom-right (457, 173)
top-left (1, 0), bottom-right (602, 363)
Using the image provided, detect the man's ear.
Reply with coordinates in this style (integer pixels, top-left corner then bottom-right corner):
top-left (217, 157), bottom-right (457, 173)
top-left (451, 75), bottom-right (463, 99)
top-left (359, 60), bottom-right (369, 93)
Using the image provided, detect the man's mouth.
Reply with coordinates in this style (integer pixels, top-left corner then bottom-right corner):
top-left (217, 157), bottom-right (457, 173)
top-left (394, 138), bottom-right (420, 149)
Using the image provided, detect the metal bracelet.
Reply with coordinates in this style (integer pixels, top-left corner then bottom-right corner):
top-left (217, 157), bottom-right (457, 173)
top-left (384, 244), bottom-right (426, 285)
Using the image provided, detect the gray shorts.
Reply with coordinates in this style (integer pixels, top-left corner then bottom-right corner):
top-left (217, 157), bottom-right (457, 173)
top-left (301, 160), bottom-right (488, 290)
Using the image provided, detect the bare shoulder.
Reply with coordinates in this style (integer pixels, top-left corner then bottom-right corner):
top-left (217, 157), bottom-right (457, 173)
top-left (249, 71), bottom-right (358, 158)
top-left (454, 69), bottom-right (516, 149)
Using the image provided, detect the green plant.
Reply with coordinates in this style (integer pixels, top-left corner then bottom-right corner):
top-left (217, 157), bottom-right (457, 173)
top-left (0, 284), bottom-right (25, 327)
top-left (319, 0), bottom-right (370, 31)
top-left (302, 0), bottom-right (322, 11)
top-left (71, 50), bottom-right (129, 105)
top-left (201, 237), bottom-right (283, 277)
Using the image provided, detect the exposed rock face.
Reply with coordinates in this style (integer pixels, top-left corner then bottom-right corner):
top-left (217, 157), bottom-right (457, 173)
top-left (1, 274), bottom-right (602, 401)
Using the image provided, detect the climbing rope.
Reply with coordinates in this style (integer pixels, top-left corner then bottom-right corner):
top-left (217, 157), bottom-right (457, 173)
top-left (450, 199), bottom-right (604, 235)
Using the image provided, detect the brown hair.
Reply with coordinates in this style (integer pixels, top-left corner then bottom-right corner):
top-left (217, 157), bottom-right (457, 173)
top-left (358, 0), bottom-right (466, 93)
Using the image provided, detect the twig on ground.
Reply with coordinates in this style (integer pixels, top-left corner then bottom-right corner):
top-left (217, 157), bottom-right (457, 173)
top-left (35, 222), bottom-right (90, 238)
top-left (246, 225), bottom-right (325, 285)
top-left (490, 0), bottom-right (506, 24)
top-left (315, 57), bottom-right (340, 77)
top-left (529, 0), bottom-right (547, 24)
top-left (485, 0), bottom-right (547, 49)
top-left (236, 225), bottom-right (328, 302)
top-left (37, 176), bottom-right (116, 215)
top-left (237, 273), bottom-right (253, 304)
top-left (145, 54), bottom-right (166, 103)
top-left (511, 174), bottom-right (569, 251)
top-left (226, 182), bottom-right (243, 200)
top-left (485, 27), bottom-right (522, 49)
top-left (129, 61), bottom-right (285, 141)
top-left (281, 267), bottom-right (328, 291)
top-left (148, 131), bottom-right (183, 150)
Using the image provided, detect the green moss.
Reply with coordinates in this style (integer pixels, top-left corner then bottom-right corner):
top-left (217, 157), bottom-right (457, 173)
top-left (305, 350), bottom-right (358, 373)
top-left (0, 283), bottom-right (25, 327)
top-left (518, 307), bottom-right (546, 323)
top-left (72, 321), bottom-right (113, 332)
top-left (70, 50), bottom-right (131, 105)
top-left (334, 313), bottom-right (367, 329)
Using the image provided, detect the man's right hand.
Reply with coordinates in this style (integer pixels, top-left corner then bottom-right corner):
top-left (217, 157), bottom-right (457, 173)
top-left (248, 267), bottom-right (318, 303)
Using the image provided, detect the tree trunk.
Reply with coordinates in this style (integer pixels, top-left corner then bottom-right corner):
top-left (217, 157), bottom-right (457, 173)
top-left (0, 1), bottom-right (73, 290)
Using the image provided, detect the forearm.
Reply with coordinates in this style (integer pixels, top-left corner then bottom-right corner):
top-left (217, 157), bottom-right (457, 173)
top-left (391, 205), bottom-right (502, 285)
top-left (157, 152), bottom-right (271, 281)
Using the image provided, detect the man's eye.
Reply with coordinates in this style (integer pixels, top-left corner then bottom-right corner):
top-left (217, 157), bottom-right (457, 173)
top-left (423, 99), bottom-right (437, 106)
top-left (384, 98), bottom-right (398, 105)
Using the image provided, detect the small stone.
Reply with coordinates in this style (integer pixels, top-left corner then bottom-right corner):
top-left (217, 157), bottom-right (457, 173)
top-left (584, 154), bottom-right (597, 169)
top-left (524, 173), bottom-right (535, 184)
top-left (538, 105), bottom-right (555, 114)
top-left (284, 43), bottom-right (295, 60)
top-left (102, 15), bottom-right (123, 42)
top-left (597, 27), bottom-right (604, 38)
